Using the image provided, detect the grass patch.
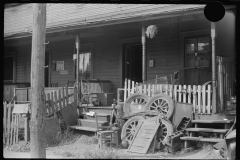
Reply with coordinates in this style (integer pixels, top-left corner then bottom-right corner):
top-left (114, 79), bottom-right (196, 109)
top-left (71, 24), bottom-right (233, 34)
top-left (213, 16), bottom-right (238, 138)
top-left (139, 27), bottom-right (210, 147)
top-left (83, 149), bottom-right (121, 159)
top-left (47, 129), bottom-right (79, 147)
top-left (6, 141), bottom-right (30, 152)
top-left (81, 135), bottom-right (98, 145)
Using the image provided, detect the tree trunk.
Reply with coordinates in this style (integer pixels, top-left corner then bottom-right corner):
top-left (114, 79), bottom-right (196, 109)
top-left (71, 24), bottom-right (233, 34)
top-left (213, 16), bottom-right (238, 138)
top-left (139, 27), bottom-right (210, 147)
top-left (30, 3), bottom-right (47, 158)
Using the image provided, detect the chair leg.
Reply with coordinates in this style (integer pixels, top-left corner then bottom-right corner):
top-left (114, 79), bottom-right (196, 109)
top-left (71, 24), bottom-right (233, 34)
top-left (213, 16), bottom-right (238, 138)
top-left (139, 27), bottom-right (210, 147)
top-left (100, 134), bottom-right (103, 149)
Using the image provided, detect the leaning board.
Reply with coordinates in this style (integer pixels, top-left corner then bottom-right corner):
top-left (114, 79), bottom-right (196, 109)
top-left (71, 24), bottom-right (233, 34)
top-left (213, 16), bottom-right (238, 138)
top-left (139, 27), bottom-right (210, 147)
top-left (128, 119), bottom-right (160, 154)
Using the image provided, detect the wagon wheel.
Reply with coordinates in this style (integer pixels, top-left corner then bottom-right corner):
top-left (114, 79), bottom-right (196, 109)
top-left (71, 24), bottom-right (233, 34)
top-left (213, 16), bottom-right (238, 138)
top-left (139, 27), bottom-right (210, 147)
top-left (157, 118), bottom-right (174, 144)
top-left (123, 93), bottom-right (150, 117)
top-left (121, 116), bottom-right (145, 144)
top-left (145, 93), bottom-right (174, 119)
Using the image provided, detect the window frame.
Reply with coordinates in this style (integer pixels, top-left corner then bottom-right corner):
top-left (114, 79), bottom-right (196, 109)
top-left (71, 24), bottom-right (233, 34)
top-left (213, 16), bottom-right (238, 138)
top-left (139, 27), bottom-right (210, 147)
top-left (73, 50), bottom-right (93, 80)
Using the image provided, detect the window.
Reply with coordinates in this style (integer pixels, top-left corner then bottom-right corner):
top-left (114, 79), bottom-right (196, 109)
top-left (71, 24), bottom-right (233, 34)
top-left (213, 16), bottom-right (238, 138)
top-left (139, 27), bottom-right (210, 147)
top-left (74, 52), bottom-right (92, 80)
top-left (4, 56), bottom-right (15, 83)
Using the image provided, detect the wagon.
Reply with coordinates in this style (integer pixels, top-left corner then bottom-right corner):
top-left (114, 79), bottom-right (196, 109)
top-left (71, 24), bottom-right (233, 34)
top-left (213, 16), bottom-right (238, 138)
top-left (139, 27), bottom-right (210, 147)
top-left (116, 91), bottom-right (175, 147)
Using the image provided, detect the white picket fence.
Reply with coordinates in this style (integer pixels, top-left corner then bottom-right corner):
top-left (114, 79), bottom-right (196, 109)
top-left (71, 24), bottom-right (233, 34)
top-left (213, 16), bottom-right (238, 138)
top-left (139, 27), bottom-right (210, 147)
top-left (117, 79), bottom-right (212, 114)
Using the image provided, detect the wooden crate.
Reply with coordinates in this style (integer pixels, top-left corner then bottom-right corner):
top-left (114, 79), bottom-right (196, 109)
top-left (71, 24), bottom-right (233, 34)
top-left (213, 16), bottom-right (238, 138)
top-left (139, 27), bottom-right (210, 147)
top-left (97, 93), bottom-right (115, 106)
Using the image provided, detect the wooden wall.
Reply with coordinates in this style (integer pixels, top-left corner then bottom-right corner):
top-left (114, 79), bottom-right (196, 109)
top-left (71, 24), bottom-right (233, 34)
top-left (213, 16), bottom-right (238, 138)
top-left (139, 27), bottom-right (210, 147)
top-left (4, 15), bottom-right (236, 95)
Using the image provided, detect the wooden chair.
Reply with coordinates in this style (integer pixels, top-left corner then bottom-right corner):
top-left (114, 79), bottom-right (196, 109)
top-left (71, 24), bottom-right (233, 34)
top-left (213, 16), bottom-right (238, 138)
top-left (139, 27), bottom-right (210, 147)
top-left (50, 82), bottom-right (58, 87)
top-left (94, 112), bottom-right (119, 149)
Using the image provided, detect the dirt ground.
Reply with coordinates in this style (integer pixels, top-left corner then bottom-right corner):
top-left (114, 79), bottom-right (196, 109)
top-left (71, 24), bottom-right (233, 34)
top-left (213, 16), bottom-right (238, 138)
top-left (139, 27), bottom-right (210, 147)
top-left (3, 130), bottom-right (225, 159)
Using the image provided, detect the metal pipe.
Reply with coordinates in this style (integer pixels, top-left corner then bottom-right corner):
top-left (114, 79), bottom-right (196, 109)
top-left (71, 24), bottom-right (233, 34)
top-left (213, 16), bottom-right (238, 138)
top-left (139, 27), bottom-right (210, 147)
top-left (75, 34), bottom-right (80, 106)
top-left (211, 22), bottom-right (217, 113)
top-left (142, 25), bottom-right (146, 82)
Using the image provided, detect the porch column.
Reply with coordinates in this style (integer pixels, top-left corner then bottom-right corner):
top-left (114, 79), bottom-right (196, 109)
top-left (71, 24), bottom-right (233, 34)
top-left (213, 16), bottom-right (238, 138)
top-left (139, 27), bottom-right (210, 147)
top-left (211, 22), bottom-right (217, 114)
top-left (75, 34), bottom-right (80, 106)
top-left (142, 25), bottom-right (147, 82)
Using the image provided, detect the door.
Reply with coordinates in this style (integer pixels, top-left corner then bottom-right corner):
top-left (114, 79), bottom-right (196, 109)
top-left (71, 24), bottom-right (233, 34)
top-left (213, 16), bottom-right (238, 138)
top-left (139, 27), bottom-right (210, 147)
top-left (123, 45), bottom-right (142, 83)
top-left (184, 36), bottom-right (211, 85)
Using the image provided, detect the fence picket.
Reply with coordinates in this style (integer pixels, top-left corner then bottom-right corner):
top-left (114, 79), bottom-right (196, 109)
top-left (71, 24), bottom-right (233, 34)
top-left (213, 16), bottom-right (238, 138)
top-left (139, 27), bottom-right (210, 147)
top-left (183, 85), bottom-right (186, 103)
top-left (10, 113), bottom-right (14, 145)
top-left (165, 84), bottom-right (168, 95)
top-left (7, 104), bottom-right (12, 145)
top-left (160, 84), bottom-right (163, 93)
top-left (124, 79), bottom-right (127, 101)
top-left (192, 85), bottom-right (197, 113)
top-left (207, 85), bottom-right (211, 114)
top-left (169, 85), bottom-right (173, 98)
top-left (143, 84), bottom-right (147, 95)
top-left (62, 87), bottom-right (66, 108)
top-left (51, 92), bottom-right (56, 117)
top-left (187, 85), bottom-right (191, 104)
top-left (202, 85), bottom-right (206, 114)
top-left (131, 81), bottom-right (135, 94)
top-left (178, 85), bottom-right (182, 102)
top-left (66, 85), bottom-right (69, 106)
top-left (47, 93), bottom-right (52, 116)
top-left (139, 84), bottom-right (143, 93)
top-left (148, 84), bottom-right (151, 96)
top-left (128, 79), bottom-right (131, 97)
top-left (4, 102), bottom-right (7, 143)
top-left (197, 85), bottom-right (202, 114)
top-left (58, 89), bottom-right (62, 109)
top-left (54, 91), bottom-right (58, 111)
top-left (174, 85), bottom-right (177, 101)
top-left (17, 114), bottom-right (20, 144)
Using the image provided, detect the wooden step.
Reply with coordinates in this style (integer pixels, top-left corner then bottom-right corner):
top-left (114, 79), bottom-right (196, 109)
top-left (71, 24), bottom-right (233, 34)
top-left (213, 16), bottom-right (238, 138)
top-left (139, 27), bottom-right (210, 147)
top-left (185, 128), bottom-right (229, 133)
top-left (78, 119), bottom-right (109, 128)
top-left (83, 112), bottom-right (110, 121)
top-left (192, 120), bottom-right (233, 124)
top-left (69, 125), bottom-right (97, 132)
top-left (180, 136), bottom-right (223, 143)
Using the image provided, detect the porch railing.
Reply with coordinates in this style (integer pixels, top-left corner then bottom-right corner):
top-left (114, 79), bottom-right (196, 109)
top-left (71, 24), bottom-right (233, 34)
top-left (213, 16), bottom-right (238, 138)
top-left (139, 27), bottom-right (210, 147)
top-left (118, 79), bottom-right (212, 114)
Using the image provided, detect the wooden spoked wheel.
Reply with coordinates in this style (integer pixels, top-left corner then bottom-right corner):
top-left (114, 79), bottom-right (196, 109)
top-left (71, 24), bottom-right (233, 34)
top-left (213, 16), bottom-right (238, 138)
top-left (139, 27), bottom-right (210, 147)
top-left (123, 93), bottom-right (150, 117)
top-left (145, 93), bottom-right (174, 119)
top-left (121, 116), bottom-right (145, 144)
top-left (157, 118), bottom-right (174, 144)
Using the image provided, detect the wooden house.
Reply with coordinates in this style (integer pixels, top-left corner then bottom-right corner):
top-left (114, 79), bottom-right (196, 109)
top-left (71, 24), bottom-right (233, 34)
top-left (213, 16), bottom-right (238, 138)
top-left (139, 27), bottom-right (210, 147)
top-left (4, 4), bottom-right (236, 120)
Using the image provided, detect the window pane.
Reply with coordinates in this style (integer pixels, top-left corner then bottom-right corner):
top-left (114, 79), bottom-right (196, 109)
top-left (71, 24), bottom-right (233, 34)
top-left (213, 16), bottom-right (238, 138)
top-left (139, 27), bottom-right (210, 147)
top-left (198, 37), bottom-right (210, 53)
top-left (185, 39), bottom-right (197, 56)
top-left (76, 52), bottom-right (91, 80)
top-left (4, 57), bottom-right (13, 81)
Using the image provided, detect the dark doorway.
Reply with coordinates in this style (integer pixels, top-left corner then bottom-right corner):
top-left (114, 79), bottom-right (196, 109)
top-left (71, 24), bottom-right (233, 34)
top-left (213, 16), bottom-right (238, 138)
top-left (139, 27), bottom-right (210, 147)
top-left (45, 51), bottom-right (49, 87)
top-left (122, 44), bottom-right (142, 85)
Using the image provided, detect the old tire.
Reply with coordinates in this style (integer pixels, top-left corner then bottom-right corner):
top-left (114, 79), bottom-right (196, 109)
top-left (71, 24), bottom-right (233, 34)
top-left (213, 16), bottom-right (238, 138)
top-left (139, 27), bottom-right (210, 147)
top-left (145, 93), bottom-right (174, 119)
top-left (123, 93), bottom-right (150, 117)
top-left (121, 116), bottom-right (145, 144)
top-left (157, 118), bottom-right (174, 144)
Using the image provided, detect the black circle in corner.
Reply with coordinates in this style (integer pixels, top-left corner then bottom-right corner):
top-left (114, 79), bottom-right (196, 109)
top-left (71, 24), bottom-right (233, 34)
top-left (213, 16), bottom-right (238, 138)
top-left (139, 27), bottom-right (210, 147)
top-left (204, 1), bottom-right (225, 22)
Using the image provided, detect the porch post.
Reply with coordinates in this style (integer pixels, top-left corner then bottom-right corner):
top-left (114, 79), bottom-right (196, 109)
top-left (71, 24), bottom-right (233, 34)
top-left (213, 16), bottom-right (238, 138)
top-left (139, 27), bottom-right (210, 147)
top-left (142, 25), bottom-right (147, 82)
top-left (211, 22), bottom-right (217, 114)
top-left (75, 34), bottom-right (80, 106)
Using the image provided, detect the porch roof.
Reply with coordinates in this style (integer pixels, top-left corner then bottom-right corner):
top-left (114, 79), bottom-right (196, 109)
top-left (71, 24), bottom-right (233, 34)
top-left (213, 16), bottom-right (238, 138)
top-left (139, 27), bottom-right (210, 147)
top-left (4, 4), bottom-right (206, 39)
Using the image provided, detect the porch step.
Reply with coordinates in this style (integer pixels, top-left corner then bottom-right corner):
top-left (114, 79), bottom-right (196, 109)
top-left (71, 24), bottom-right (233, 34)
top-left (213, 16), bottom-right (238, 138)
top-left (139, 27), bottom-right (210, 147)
top-left (180, 136), bottom-right (223, 143)
top-left (185, 128), bottom-right (229, 133)
top-left (69, 125), bottom-right (97, 132)
top-left (191, 120), bottom-right (233, 124)
top-left (77, 119), bottom-right (109, 128)
top-left (83, 112), bottom-right (111, 121)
